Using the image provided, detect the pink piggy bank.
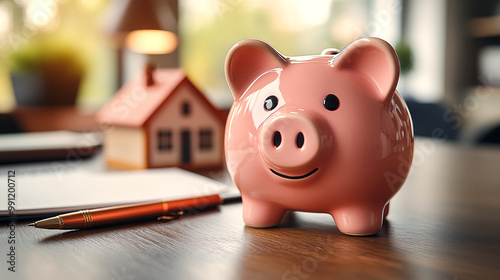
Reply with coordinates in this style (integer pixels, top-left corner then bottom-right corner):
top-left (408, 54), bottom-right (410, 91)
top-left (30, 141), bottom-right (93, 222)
top-left (224, 37), bottom-right (414, 236)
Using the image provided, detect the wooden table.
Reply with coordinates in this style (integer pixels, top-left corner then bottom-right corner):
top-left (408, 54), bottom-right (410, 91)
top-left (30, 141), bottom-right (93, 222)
top-left (1, 139), bottom-right (500, 279)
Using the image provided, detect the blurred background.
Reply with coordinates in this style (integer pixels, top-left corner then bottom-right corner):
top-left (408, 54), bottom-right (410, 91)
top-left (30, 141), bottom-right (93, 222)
top-left (1, 0), bottom-right (500, 145)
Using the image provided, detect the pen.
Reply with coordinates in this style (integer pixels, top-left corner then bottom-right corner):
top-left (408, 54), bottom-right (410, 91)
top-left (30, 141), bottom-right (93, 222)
top-left (28, 193), bottom-right (239, 230)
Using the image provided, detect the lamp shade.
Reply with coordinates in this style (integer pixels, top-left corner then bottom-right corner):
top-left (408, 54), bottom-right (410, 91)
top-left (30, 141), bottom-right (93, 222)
top-left (103, 0), bottom-right (177, 40)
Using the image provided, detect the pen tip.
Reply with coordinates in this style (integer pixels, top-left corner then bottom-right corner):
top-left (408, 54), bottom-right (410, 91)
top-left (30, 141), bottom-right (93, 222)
top-left (27, 223), bottom-right (35, 227)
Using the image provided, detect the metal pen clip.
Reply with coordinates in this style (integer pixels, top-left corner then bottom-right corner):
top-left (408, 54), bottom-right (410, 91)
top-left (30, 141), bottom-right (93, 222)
top-left (157, 210), bottom-right (185, 222)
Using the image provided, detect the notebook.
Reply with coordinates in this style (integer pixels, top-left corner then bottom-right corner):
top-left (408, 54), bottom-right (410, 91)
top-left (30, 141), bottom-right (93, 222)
top-left (0, 167), bottom-right (237, 220)
top-left (0, 131), bottom-right (102, 164)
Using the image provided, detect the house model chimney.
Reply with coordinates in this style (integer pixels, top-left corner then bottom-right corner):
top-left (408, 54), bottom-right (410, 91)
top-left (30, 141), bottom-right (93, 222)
top-left (145, 64), bottom-right (156, 87)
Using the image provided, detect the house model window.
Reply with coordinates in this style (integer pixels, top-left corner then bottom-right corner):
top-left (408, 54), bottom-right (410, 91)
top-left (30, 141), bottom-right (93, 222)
top-left (199, 129), bottom-right (213, 150)
top-left (158, 130), bottom-right (173, 151)
top-left (182, 101), bottom-right (191, 116)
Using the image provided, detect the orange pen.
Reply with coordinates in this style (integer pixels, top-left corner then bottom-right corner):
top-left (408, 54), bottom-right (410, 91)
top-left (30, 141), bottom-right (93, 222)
top-left (28, 193), bottom-right (239, 230)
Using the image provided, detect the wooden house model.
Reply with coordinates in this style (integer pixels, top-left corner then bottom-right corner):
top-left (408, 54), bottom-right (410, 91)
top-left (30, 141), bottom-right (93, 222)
top-left (97, 67), bottom-right (226, 169)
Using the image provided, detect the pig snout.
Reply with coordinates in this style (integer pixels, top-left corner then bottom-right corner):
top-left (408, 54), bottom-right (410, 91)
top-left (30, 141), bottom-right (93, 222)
top-left (259, 112), bottom-right (329, 178)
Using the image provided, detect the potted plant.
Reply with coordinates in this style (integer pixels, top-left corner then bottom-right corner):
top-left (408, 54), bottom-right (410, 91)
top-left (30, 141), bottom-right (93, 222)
top-left (395, 39), bottom-right (414, 97)
top-left (7, 39), bottom-right (86, 106)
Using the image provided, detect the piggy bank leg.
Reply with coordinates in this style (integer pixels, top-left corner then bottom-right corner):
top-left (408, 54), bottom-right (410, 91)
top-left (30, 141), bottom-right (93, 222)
top-left (242, 196), bottom-right (286, 228)
top-left (383, 202), bottom-right (390, 219)
top-left (332, 205), bottom-right (385, 236)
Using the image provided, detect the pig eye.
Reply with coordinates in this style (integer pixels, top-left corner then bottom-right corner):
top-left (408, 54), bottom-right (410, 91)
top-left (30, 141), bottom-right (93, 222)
top-left (264, 95), bottom-right (279, 111)
top-left (323, 94), bottom-right (340, 111)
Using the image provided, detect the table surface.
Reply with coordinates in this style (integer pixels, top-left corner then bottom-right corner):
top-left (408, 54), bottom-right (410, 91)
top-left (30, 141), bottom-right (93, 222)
top-left (1, 139), bottom-right (500, 280)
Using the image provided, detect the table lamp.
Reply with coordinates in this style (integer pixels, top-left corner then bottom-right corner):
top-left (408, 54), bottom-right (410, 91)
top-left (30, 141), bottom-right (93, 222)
top-left (103, 0), bottom-right (179, 87)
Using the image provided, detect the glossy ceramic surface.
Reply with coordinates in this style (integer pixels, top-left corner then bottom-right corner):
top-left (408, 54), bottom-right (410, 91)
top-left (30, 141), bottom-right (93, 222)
top-left (224, 37), bottom-right (414, 236)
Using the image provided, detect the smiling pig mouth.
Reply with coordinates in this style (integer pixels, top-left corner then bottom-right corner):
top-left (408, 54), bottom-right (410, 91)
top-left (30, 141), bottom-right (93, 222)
top-left (270, 168), bottom-right (318, 180)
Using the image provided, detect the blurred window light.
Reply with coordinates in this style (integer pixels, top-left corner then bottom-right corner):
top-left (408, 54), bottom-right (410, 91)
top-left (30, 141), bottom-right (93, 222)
top-left (125, 30), bottom-right (178, 55)
top-left (0, 2), bottom-right (12, 38)
top-left (25, 0), bottom-right (59, 31)
top-left (78, 0), bottom-right (106, 13)
top-left (296, 0), bottom-right (332, 27)
top-left (181, 0), bottom-right (218, 28)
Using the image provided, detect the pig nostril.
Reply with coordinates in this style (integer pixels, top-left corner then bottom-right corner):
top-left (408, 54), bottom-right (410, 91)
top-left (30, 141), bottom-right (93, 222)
top-left (273, 131), bottom-right (282, 148)
top-left (296, 132), bottom-right (304, 148)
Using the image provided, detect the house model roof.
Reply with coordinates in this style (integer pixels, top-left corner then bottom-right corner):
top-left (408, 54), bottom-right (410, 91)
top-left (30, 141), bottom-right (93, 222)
top-left (97, 68), bottom-right (224, 127)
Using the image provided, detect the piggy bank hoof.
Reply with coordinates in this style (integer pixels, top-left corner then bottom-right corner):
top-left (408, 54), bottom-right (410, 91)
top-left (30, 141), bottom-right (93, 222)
top-left (340, 229), bottom-right (380, 237)
top-left (332, 207), bottom-right (385, 236)
top-left (337, 224), bottom-right (383, 236)
top-left (242, 200), bottom-right (286, 228)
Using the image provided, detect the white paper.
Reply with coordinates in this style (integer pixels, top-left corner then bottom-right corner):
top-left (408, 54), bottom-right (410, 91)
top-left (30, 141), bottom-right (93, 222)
top-left (0, 167), bottom-right (233, 217)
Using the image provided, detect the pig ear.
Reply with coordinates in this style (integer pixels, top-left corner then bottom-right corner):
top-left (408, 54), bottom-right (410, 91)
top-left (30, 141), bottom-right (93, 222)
top-left (334, 37), bottom-right (400, 104)
top-left (225, 39), bottom-right (287, 101)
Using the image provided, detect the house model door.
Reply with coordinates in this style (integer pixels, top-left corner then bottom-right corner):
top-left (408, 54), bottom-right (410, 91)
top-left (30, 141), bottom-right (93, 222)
top-left (181, 130), bottom-right (191, 164)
